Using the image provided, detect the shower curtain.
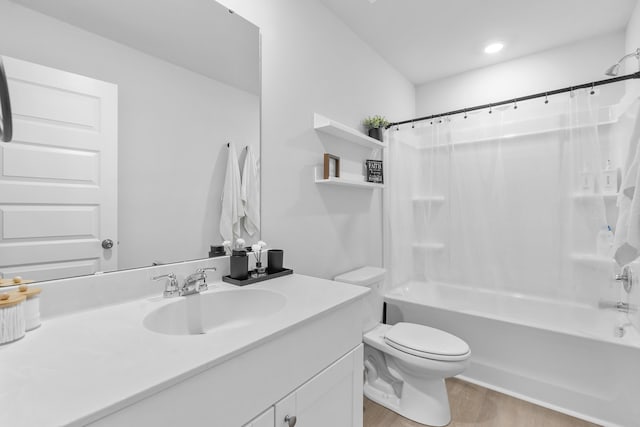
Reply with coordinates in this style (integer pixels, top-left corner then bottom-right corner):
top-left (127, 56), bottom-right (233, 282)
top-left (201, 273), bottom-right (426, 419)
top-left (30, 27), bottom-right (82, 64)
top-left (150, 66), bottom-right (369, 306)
top-left (387, 88), bottom-right (633, 305)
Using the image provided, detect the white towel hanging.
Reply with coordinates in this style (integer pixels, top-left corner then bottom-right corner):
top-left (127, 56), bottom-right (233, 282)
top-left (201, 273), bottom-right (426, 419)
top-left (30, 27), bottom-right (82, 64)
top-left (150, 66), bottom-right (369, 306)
top-left (219, 142), bottom-right (244, 241)
top-left (242, 145), bottom-right (260, 236)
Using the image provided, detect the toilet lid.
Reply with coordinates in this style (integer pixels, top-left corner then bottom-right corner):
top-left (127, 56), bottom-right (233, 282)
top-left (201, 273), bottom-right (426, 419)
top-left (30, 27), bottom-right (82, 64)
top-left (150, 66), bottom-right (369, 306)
top-left (384, 323), bottom-right (470, 361)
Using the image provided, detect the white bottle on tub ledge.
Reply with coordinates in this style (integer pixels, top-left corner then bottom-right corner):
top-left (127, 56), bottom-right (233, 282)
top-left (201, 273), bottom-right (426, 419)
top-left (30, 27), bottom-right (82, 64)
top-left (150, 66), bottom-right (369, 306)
top-left (596, 225), bottom-right (615, 257)
top-left (602, 160), bottom-right (619, 195)
top-left (580, 166), bottom-right (595, 193)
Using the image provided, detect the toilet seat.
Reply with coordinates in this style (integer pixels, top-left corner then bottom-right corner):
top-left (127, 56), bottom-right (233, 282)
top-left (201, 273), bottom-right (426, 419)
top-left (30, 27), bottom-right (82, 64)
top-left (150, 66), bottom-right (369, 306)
top-left (384, 322), bottom-right (470, 362)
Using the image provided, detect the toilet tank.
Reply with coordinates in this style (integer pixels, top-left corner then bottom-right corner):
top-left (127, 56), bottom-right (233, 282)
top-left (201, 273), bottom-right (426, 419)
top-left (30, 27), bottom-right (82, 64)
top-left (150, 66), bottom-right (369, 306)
top-left (334, 266), bottom-right (386, 332)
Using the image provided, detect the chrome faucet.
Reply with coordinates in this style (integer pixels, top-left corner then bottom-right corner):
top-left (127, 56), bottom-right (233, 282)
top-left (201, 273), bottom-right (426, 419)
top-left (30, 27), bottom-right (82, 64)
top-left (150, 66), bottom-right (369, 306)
top-left (181, 267), bottom-right (218, 296)
top-left (598, 300), bottom-right (637, 313)
top-left (152, 267), bottom-right (217, 298)
top-left (152, 273), bottom-right (180, 298)
top-left (615, 265), bottom-right (633, 293)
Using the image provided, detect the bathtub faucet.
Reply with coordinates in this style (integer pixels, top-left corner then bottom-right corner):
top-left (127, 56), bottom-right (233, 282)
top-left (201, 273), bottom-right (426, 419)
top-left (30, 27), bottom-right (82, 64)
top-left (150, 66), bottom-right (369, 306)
top-left (614, 265), bottom-right (633, 293)
top-left (598, 300), bottom-right (637, 313)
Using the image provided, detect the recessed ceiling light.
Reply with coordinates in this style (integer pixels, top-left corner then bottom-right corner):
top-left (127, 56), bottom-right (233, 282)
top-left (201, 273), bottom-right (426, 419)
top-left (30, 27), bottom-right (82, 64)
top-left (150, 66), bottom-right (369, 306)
top-left (484, 42), bottom-right (504, 54)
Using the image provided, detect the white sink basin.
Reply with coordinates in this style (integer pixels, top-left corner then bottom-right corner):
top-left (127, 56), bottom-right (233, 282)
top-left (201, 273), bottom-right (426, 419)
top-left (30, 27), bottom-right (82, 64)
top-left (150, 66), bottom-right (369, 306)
top-left (143, 288), bottom-right (286, 335)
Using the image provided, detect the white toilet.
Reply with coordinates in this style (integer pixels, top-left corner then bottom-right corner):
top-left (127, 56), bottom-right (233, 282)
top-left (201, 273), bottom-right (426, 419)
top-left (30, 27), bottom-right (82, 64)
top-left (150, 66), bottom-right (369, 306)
top-left (334, 267), bottom-right (470, 427)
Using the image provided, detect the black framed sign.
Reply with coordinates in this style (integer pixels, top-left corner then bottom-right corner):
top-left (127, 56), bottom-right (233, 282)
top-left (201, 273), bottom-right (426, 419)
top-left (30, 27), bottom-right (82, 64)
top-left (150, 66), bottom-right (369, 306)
top-left (365, 159), bottom-right (383, 184)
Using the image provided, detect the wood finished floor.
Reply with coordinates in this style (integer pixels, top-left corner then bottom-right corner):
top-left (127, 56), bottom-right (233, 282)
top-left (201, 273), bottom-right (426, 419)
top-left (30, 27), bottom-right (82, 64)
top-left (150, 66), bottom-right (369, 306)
top-left (363, 378), bottom-right (600, 427)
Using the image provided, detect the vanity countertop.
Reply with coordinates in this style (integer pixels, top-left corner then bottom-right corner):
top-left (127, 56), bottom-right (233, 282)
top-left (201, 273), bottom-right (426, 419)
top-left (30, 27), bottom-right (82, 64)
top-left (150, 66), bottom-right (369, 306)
top-left (0, 274), bottom-right (368, 427)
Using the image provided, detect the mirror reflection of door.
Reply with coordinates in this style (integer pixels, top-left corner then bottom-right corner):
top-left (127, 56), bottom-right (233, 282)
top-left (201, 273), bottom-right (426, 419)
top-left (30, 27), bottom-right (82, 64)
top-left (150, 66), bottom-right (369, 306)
top-left (0, 56), bottom-right (117, 282)
top-left (0, 0), bottom-right (260, 284)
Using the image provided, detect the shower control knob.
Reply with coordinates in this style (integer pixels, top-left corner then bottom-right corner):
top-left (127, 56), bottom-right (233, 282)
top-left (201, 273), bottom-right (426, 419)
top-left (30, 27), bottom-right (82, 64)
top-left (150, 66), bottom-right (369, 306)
top-left (615, 265), bottom-right (633, 293)
top-left (101, 239), bottom-right (114, 249)
top-left (284, 415), bottom-right (297, 427)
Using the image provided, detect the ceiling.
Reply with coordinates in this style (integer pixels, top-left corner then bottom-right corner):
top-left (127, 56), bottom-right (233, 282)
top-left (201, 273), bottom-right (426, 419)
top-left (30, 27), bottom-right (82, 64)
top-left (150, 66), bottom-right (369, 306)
top-left (319, 0), bottom-right (637, 85)
top-left (13, 0), bottom-right (260, 94)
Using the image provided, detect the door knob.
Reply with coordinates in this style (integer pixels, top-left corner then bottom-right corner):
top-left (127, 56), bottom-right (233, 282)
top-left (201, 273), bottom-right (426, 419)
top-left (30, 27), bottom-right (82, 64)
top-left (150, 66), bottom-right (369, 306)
top-left (101, 239), bottom-right (114, 249)
top-left (284, 415), bottom-right (297, 427)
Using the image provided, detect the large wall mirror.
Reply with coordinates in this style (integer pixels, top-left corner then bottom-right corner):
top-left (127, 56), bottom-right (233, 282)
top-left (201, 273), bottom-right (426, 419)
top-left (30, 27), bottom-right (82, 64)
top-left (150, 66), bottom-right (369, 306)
top-left (0, 0), bottom-right (261, 283)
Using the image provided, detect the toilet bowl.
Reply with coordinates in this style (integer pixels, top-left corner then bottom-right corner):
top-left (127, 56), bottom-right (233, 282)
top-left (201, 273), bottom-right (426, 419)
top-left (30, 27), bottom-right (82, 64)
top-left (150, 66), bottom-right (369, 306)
top-left (334, 267), bottom-right (470, 427)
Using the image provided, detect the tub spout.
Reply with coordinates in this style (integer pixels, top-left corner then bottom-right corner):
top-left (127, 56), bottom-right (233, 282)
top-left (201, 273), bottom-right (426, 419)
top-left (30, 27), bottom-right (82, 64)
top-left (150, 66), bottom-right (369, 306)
top-left (598, 300), bottom-right (637, 313)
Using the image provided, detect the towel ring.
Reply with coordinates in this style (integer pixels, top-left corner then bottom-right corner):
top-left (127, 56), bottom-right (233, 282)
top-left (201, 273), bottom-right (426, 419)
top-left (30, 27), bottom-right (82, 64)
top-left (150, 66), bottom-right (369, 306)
top-left (0, 56), bottom-right (12, 143)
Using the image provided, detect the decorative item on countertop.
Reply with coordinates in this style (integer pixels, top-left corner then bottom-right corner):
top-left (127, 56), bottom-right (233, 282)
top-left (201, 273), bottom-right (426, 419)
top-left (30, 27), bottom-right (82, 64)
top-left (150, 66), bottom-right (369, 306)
top-left (267, 249), bottom-right (284, 273)
top-left (0, 293), bottom-right (26, 345)
top-left (223, 240), bottom-right (232, 255)
top-left (365, 159), bottom-right (384, 184)
top-left (222, 268), bottom-right (293, 286)
top-left (11, 285), bottom-right (41, 331)
top-left (251, 241), bottom-right (268, 278)
top-left (0, 276), bottom-right (34, 287)
top-left (230, 238), bottom-right (248, 280)
top-left (363, 115), bottom-right (389, 142)
top-left (323, 153), bottom-right (340, 180)
top-left (208, 245), bottom-right (226, 258)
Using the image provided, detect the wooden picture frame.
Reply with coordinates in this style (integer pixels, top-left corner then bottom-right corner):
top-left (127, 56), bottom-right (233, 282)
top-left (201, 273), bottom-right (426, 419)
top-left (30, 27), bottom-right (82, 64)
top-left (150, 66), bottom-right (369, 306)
top-left (323, 153), bottom-right (340, 179)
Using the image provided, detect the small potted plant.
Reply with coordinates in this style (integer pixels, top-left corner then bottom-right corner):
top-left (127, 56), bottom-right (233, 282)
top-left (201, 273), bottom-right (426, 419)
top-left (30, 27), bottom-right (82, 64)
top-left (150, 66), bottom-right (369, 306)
top-left (363, 115), bottom-right (389, 142)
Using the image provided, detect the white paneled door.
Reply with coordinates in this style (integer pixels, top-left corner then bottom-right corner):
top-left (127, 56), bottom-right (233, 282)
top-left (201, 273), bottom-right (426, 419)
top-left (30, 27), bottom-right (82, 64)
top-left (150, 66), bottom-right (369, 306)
top-left (0, 56), bottom-right (117, 282)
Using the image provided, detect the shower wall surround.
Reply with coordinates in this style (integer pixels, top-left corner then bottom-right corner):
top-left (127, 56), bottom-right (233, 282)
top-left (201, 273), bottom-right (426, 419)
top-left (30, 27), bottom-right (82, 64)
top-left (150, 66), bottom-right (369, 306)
top-left (390, 86), bottom-right (631, 305)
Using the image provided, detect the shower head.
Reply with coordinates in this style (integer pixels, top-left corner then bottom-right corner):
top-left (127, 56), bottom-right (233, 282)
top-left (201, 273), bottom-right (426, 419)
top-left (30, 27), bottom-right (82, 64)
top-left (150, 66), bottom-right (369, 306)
top-left (605, 48), bottom-right (640, 77)
top-left (605, 63), bottom-right (621, 77)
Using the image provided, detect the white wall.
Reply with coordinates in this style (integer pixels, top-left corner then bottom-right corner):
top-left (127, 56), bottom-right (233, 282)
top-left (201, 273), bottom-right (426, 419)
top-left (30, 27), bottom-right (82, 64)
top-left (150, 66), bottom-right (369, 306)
top-left (219, 0), bottom-right (415, 279)
top-left (626, 1), bottom-right (640, 57)
top-left (625, 1), bottom-right (640, 97)
top-left (416, 32), bottom-right (625, 116)
top-left (0, 1), bottom-right (259, 271)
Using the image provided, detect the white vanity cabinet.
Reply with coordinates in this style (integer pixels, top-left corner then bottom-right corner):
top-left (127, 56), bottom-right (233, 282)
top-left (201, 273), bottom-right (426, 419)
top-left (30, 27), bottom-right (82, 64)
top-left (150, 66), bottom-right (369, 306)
top-left (244, 345), bottom-right (363, 427)
top-left (83, 279), bottom-right (366, 427)
top-left (244, 408), bottom-right (275, 427)
top-left (273, 345), bottom-right (363, 427)
top-left (1, 275), bottom-right (369, 426)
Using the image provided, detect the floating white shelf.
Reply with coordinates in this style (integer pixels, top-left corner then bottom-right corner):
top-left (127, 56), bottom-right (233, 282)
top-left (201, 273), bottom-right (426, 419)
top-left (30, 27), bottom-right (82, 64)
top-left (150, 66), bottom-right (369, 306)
top-left (570, 253), bottom-right (614, 264)
top-left (413, 196), bottom-right (446, 203)
top-left (314, 113), bottom-right (386, 149)
top-left (572, 192), bottom-right (618, 201)
top-left (412, 243), bottom-right (445, 250)
top-left (314, 167), bottom-right (384, 189)
top-left (315, 176), bottom-right (384, 189)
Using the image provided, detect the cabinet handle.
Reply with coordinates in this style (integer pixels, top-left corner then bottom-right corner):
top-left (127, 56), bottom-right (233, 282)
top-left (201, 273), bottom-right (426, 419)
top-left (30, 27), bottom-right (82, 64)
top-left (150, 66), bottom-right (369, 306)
top-left (284, 414), bottom-right (297, 427)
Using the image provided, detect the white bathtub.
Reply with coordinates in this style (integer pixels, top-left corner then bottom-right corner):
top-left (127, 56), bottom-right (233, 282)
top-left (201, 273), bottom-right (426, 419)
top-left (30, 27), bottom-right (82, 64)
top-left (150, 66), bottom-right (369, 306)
top-left (385, 281), bottom-right (640, 427)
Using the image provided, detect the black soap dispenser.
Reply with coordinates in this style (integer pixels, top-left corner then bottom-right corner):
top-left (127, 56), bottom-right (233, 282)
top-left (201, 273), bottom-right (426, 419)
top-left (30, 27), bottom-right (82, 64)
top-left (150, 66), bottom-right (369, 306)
top-left (230, 248), bottom-right (248, 280)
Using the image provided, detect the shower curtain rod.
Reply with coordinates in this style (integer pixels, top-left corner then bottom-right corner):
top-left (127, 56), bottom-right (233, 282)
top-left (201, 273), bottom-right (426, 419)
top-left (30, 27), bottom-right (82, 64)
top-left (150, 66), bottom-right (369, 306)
top-left (386, 71), bottom-right (640, 129)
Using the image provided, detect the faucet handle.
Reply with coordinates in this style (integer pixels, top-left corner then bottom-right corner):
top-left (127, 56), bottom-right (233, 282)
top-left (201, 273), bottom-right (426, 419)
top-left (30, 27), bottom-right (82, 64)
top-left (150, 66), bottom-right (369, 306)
top-left (196, 267), bottom-right (217, 275)
top-left (152, 273), bottom-right (180, 298)
top-left (615, 265), bottom-right (633, 293)
top-left (195, 267), bottom-right (217, 292)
